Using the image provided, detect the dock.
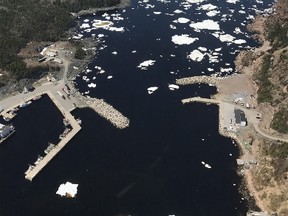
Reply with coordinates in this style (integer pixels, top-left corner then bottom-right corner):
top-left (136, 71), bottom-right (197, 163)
top-left (24, 91), bottom-right (81, 181)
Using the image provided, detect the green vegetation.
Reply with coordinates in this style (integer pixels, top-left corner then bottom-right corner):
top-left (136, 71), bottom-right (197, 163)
top-left (0, 0), bottom-right (120, 81)
top-left (271, 107), bottom-right (288, 133)
top-left (255, 54), bottom-right (273, 104)
top-left (74, 45), bottom-right (87, 60)
top-left (265, 20), bottom-right (288, 50)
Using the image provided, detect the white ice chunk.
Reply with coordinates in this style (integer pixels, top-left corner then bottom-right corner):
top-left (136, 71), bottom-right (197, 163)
top-left (190, 19), bottom-right (220, 31)
top-left (88, 83), bottom-right (97, 88)
top-left (147, 86), bottom-right (158, 94)
top-left (137, 60), bottom-right (156, 70)
top-left (234, 39), bottom-right (246, 44)
top-left (171, 34), bottom-right (198, 45)
top-left (168, 84), bottom-right (179, 90)
top-left (176, 17), bottom-right (190, 23)
top-left (56, 182), bottom-right (78, 198)
top-left (188, 50), bottom-right (205, 62)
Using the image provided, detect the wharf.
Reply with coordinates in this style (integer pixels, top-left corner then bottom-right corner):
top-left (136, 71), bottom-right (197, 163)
top-left (25, 91), bottom-right (81, 181)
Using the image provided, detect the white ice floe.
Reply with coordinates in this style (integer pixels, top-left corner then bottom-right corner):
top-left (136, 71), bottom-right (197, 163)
top-left (206, 10), bottom-right (219, 17)
top-left (108, 26), bottom-right (125, 32)
top-left (131, 50), bottom-right (137, 53)
top-left (170, 24), bottom-right (177, 29)
top-left (88, 83), bottom-right (97, 88)
top-left (168, 84), bottom-right (179, 90)
top-left (153, 11), bottom-right (162, 15)
top-left (171, 34), bottom-right (198, 45)
top-left (234, 39), bottom-right (246, 44)
top-left (174, 9), bottom-right (184, 14)
top-left (198, 46), bottom-right (207, 52)
top-left (107, 76), bottom-right (113, 79)
top-left (112, 51), bottom-right (118, 55)
top-left (176, 17), bottom-right (190, 23)
top-left (218, 34), bottom-right (235, 42)
top-left (220, 67), bottom-right (233, 73)
top-left (215, 47), bottom-right (222, 52)
top-left (84, 19), bottom-right (89, 22)
top-left (72, 34), bottom-right (84, 40)
top-left (56, 182), bottom-right (78, 198)
top-left (190, 19), bottom-right (220, 31)
top-left (187, 50), bottom-right (205, 62)
top-left (198, 3), bottom-right (217, 10)
top-left (233, 27), bottom-right (242, 34)
top-left (98, 34), bottom-right (105, 38)
top-left (80, 23), bottom-right (91, 29)
top-left (201, 161), bottom-right (212, 169)
top-left (147, 86), bottom-right (158, 94)
top-left (137, 60), bottom-right (156, 70)
top-left (226, 0), bottom-right (239, 4)
top-left (186, 0), bottom-right (205, 3)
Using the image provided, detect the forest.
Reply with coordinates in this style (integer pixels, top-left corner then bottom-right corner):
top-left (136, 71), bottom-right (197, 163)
top-left (0, 0), bottom-right (120, 81)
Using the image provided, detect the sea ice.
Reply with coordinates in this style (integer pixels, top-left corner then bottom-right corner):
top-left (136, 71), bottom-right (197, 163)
top-left (112, 51), bottom-right (118, 55)
top-left (198, 3), bottom-right (217, 10)
top-left (227, 0), bottom-right (239, 4)
top-left (189, 19), bottom-right (220, 31)
top-left (174, 9), bottom-right (183, 14)
top-left (147, 86), bottom-right (158, 94)
top-left (219, 34), bottom-right (235, 42)
top-left (234, 39), bottom-right (246, 44)
top-left (187, 50), bottom-right (205, 62)
top-left (171, 34), bottom-right (198, 45)
top-left (198, 47), bottom-right (207, 52)
top-left (108, 27), bottom-right (125, 32)
top-left (56, 182), bottom-right (78, 198)
top-left (137, 60), bottom-right (156, 70)
top-left (176, 17), bottom-right (190, 23)
top-left (107, 76), bottom-right (113, 79)
top-left (168, 84), bottom-right (179, 90)
top-left (206, 10), bottom-right (219, 17)
top-left (88, 83), bottom-right (97, 88)
top-left (80, 23), bottom-right (90, 29)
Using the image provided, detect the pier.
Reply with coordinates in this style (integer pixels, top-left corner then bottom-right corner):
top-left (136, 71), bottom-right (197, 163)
top-left (24, 91), bottom-right (81, 181)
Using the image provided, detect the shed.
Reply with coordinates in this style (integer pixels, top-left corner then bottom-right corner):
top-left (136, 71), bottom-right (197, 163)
top-left (234, 109), bottom-right (247, 126)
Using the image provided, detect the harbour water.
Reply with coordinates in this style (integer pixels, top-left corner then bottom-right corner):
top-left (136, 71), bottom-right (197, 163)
top-left (0, 0), bottom-right (274, 215)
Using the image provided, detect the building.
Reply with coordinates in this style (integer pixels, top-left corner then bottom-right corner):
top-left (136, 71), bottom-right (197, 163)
top-left (234, 109), bottom-right (247, 126)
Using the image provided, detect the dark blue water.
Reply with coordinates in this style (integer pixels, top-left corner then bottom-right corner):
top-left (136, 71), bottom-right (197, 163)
top-left (0, 0), bottom-right (274, 215)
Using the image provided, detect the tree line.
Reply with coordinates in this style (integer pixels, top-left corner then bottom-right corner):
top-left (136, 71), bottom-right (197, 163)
top-left (0, 0), bottom-right (120, 81)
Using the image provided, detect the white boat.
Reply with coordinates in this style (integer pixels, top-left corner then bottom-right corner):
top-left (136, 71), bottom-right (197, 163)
top-left (19, 101), bottom-right (32, 108)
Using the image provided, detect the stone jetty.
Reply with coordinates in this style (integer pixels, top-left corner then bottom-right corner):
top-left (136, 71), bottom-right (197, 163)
top-left (85, 98), bottom-right (130, 129)
top-left (65, 79), bottom-right (130, 129)
top-left (176, 75), bottom-right (222, 88)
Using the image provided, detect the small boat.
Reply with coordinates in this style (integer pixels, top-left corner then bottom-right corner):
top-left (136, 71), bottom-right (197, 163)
top-left (19, 101), bottom-right (32, 108)
top-left (25, 164), bottom-right (35, 175)
top-left (32, 95), bottom-right (42, 101)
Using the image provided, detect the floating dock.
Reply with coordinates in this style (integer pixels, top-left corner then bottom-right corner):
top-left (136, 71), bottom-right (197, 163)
top-left (25, 91), bottom-right (81, 181)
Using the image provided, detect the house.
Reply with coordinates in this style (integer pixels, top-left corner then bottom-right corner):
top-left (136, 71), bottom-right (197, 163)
top-left (234, 109), bottom-right (247, 126)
